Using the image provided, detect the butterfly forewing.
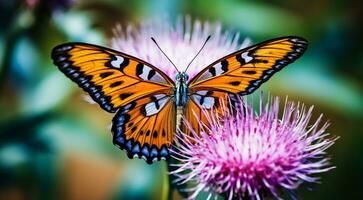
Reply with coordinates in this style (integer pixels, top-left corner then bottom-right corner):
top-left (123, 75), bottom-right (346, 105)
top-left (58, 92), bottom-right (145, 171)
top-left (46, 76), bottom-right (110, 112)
top-left (189, 37), bottom-right (308, 95)
top-left (185, 36), bottom-right (308, 135)
top-left (51, 43), bottom-right (175, 163)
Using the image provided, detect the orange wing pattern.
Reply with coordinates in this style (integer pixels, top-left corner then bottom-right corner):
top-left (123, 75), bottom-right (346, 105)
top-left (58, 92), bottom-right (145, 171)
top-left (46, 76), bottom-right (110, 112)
top-left (52, 43), bottom-right (174, 112)
top-left (189, 37), bottom-right (308, 95)
top-left (185, 36), bottom-right (307, 136)
top-left (112, 94), bottom-right (175, 164)
top-left (183, 91), bottom-right (238, 136)
top-left (51, 43), bottom-right (175, 163)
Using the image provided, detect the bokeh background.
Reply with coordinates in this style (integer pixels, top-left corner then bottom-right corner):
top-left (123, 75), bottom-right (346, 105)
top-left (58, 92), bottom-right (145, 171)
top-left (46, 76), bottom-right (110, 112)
top-left (0, 0), bottom-right (362, 199)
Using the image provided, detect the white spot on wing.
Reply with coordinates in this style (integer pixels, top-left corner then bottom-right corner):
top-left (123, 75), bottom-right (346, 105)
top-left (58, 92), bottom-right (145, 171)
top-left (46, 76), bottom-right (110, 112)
top-left (202, 97), bottom-right (215, 109)
top-left (137, 64), bottom-right (166, 83)
top-left (144, 96), bottom-right (169, 116)
top-left (111, 56), bottom-right (124, 68)
top-left (192, 93), bottom-right (215, 109)
top-left (197, 62), bottom-right (226, 82)
top-left (214, 63), bottom-right (224, 75)
top-left (241, 52), bottom-right (253, 63)
top-left (139, 65), bottom-right (151, 80)
top-left (141, 155), bottom-right (147, 161)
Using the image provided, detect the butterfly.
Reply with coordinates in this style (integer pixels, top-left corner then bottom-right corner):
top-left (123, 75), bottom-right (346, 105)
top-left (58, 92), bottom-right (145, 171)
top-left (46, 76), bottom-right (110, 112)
top-left (51, 36), bottom-right (307, 164)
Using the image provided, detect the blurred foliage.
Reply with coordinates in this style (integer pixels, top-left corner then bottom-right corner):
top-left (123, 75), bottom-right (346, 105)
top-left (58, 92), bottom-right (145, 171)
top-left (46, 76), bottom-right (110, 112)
top-left (0, 0), bottom-right (362, 199)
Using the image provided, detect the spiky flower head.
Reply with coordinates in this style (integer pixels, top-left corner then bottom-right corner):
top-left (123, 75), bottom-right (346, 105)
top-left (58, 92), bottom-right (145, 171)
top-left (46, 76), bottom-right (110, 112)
top-left (172, 95), bottom-right (336, 200)
top-left (111, 16), bottom-right (250, 81)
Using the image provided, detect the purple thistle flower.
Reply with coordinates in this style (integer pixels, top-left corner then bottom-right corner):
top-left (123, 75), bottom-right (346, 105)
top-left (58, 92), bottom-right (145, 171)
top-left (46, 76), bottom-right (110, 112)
top-left (111, 16), bottom-right (251, 81)
top-left (171, 95), bottom-right (337, 200)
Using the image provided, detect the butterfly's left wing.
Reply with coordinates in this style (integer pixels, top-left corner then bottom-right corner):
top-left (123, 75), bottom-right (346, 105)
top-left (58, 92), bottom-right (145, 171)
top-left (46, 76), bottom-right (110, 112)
top-left (112, 94), bottom-right (176, 164)
top-left (185, 36), bottom-right (308, 133)
top-left (51, 43), bottom-right (176, 164)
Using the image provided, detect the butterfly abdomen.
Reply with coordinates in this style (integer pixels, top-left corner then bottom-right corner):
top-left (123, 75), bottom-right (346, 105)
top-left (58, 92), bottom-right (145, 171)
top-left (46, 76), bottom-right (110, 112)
top-left (176, 106), bottom-right (183, 130)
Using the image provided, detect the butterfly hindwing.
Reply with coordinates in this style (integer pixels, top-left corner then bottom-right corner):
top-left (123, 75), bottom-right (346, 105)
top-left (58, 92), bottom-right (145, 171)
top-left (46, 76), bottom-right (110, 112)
top-left (184, 91), bottom-right (238, 135)
top-left (51, 43), bottom-right (174, 112)
top-left (189, 36), bottom-right (308, 95)
top-left (112, 94), bottom-right (175, 164)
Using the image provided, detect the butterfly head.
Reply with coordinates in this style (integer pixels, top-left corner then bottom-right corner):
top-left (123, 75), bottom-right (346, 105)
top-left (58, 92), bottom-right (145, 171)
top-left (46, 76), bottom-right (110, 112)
top-left (176, 72), bottom-right (189, 82)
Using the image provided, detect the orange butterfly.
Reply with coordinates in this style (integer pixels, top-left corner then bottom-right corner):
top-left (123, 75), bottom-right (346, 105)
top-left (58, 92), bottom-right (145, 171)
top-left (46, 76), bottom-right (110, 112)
top-left (51, 36), bottom-right (307, 164)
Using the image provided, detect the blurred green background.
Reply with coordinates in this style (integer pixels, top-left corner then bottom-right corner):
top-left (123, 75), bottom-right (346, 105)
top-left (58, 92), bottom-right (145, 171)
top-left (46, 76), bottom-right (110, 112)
top-left (0, 0), bottom-right (362, 199)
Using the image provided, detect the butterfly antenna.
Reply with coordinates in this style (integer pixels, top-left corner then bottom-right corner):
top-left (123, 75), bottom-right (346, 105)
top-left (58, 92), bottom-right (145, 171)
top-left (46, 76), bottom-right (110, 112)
top-left (184, 35), bottom-right (211, 73)
top-left (151, 37), bottom-right (179, 72)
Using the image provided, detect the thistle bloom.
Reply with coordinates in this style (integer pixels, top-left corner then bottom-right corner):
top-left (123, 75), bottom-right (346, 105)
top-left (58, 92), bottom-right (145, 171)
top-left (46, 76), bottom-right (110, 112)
top-left (111, 16), bottom-right (251, 80)
top-left (171, 95), bottom-right (336, 200)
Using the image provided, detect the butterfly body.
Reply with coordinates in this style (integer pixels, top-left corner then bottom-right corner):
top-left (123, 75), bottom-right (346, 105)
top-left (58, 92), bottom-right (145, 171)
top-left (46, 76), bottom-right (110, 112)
top-left (175, 72), bottom-right (189, 107)
top-left (174, 72), bottom-right (190, 130)
top-left (51, 36), bottom-right (308, 164)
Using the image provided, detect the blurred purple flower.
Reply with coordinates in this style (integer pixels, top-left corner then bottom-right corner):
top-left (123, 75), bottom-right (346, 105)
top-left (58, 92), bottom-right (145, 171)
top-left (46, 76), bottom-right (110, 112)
top-left (171, 95), bottom-right (337, 200)
top-left (111, 16), bottom-right (251, 81)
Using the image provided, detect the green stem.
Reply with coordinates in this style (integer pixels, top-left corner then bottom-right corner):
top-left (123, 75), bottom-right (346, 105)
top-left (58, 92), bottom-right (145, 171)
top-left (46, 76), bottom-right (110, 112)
top-left (162, 161), bottom-right (172, 200)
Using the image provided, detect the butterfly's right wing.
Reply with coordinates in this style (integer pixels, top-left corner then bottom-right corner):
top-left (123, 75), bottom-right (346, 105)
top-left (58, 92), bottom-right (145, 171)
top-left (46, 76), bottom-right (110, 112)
top-left (184, 37), bottom-right (307, 135)
top-left (183, 91), bottom-right (238, 135)
top-left (188, 36), bottom-right (308, 95)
